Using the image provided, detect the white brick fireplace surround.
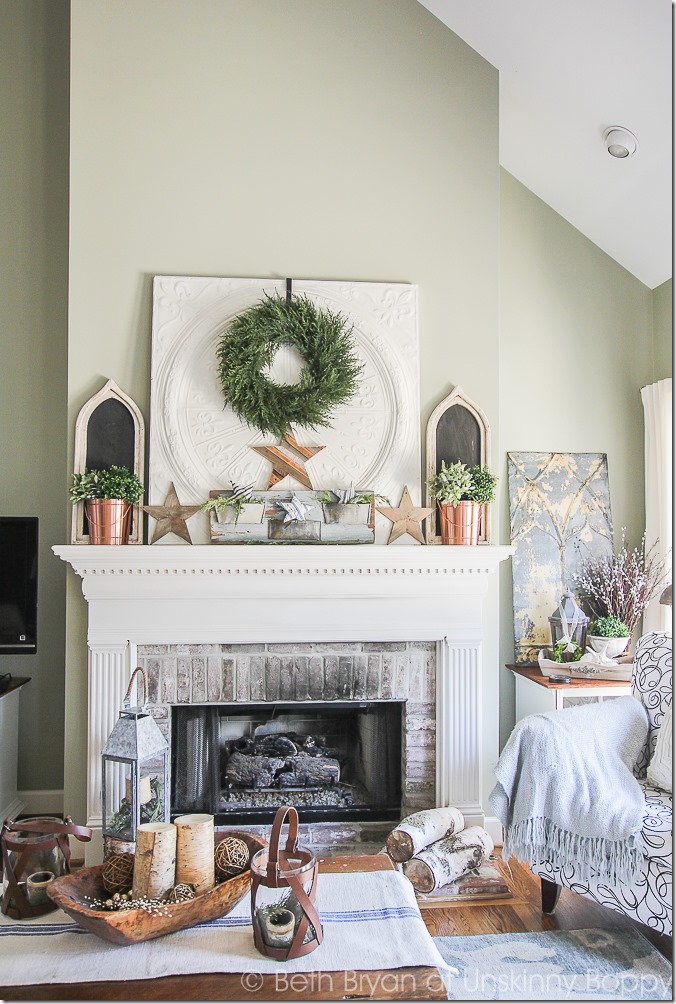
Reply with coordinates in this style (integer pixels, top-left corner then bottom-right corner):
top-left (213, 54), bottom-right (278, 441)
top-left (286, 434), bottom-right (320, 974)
top-left (55, 544), bottom-right (513, 863)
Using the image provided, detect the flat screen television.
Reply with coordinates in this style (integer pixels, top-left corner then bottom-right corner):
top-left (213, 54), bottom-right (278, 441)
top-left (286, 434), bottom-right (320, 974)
top-left (0, 517), bottom-right (38, 654)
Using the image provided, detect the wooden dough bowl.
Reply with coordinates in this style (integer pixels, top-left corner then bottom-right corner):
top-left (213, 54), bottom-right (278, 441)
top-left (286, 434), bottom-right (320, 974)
top-left (47, 830), bottom-right (265, 946)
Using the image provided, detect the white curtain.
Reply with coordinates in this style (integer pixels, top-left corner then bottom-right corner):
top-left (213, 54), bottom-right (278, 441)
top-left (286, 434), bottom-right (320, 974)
top-left (641, 378), bottom-right (672, 632)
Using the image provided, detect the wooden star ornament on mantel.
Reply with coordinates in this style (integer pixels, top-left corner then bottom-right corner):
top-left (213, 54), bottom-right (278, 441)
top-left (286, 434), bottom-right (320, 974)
top-left (377, 487), bottom-right (435, 545)
top-left (143, 482), bottom-right (201, 544)
top-left (251, 433), bottom-right (325, 489)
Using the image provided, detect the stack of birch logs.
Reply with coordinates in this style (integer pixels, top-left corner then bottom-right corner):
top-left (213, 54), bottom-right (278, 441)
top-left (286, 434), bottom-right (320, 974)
top-left (131, 813), bottom-right (216, 900)
top-left (386, 807), bottom-right (494, 894)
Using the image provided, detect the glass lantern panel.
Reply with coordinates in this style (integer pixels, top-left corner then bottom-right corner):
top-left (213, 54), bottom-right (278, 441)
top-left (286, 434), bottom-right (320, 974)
top-left (103, 758), bottom-right (167, 840)
top-left (103, 759), bottom-right (135, 841)
top-left (4, 817), bottom-right (69, 882)
top-left (250, 846), bottom-right (317, 950)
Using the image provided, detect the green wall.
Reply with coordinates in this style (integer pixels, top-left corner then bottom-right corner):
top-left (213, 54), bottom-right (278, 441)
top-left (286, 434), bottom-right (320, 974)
top-left (497, 169), bottom-right (655, 746)
top-left (0, 0), bottom-right (69, 794)
top-left (65, 0), bottom-right (501, 821)
top-left (5, 1), bottom-right (670, 813)
top-left (652, 278), bottom-right (673, 380)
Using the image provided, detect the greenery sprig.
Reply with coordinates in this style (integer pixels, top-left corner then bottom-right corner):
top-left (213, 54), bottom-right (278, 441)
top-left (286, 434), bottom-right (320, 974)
top-left (201, 487), bottom-right (266, 525)
top-left (552, 640), bottom-right (582, 663)
top-left (217, 293), bottom-right (363, 439)
top-left (315, 490), bottom-right (391, 506)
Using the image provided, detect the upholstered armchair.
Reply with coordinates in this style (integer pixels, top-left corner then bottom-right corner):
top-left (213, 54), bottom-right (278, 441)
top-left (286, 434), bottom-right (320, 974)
top-left (533, 631), bottom-right (672, 936)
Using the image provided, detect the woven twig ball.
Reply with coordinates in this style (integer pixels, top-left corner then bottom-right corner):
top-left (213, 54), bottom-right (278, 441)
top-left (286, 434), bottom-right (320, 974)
top-left (169, 883), bottom-right (196, 903)
top-left (101, 852), bottom-right (135, 894)
top-left (215, 836), bottom-right (250, 879)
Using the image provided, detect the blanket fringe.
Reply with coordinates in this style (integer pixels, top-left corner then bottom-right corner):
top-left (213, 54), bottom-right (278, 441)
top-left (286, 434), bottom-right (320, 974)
top-left (503, 816), bottom-right (643, 885)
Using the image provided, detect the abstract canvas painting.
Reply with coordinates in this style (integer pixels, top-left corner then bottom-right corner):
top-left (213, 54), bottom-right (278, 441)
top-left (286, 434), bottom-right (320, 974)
top-left (508, 452), bottom-right (614, 664)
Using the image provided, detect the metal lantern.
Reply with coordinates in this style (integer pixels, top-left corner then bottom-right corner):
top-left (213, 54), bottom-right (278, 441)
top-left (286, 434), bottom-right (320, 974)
top-left (250, 806), bottom-right (323, 961)
top-left (101, 667), bottom-right (169, 851)
top-left (548, 589), bottom-right (589, 654)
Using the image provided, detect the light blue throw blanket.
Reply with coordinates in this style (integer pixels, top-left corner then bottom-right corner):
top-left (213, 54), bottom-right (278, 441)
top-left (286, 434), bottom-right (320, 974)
top-left (489, 695), bottom-right (649, 885)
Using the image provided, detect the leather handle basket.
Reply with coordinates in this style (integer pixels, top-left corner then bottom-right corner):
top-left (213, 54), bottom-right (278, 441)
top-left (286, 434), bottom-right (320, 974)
top-left (251, 806), bottom-right (323, 961)
top-left (1, 815), bottom-right (92, 920)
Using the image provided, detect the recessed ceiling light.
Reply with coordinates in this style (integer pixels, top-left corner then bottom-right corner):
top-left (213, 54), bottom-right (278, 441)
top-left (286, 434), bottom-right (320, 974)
top-left (603, 126), bottom-right (638, 159)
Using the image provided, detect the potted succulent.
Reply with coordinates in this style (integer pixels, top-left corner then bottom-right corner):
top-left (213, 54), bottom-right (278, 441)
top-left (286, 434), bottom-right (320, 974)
top-left (426, 461), bottom-right (496, 545)
top-left (201, 486), bottom-right (266, 525)
top-left (70, 466), bottom-right (144, 545)
top-left (317, 489), bottom-right (389, 525)
top-left (587, 616), bottom-right (631, 658)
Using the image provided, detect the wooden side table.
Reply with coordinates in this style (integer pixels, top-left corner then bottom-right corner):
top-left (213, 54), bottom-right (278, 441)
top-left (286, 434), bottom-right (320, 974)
top-left (507, 664), bottom-right (631, 721)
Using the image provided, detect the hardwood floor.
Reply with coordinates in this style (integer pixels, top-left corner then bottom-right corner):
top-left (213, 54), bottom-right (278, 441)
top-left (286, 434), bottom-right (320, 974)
top-left (420, 856), bottom-right (672, 960)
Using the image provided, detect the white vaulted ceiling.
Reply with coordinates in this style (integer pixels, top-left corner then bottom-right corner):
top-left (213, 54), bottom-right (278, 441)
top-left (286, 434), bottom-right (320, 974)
top-left (418, 0), bottom-right (672, 289)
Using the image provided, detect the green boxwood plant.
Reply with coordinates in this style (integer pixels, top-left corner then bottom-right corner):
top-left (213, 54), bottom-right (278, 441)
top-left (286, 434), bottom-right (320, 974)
top-left (588, 615), bottom-right (630, 639)
top-left (466, 465), bottom-right (497, 505)
top-left (427, 461), bottom-right (497, 507)
top-left (70, 466), bottom-right (144, 504)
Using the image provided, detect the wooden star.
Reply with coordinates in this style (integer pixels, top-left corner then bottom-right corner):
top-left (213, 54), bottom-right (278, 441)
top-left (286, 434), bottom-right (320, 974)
top-left (377, 487), bottom-right (435, 545)
top-left (143, 482), bottom-right (201, 544)
top-left (251, 434), bottom-right (325, 490)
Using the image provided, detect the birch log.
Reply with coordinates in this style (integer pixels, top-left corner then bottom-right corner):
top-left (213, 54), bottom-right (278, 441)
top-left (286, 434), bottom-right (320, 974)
top-left (174, 813), bottom-right (215, 894)
top-left (403, 826), bottom-right (494, 893)
top-left (386, 807), bottom-right (465, 862)
top-left (131, 822), bottom-right (177, 900)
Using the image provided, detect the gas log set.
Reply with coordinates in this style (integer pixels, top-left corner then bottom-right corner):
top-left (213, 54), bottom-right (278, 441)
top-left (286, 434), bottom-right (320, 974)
top-left (223, 728), bottom-right (345, 794)
top-left (172, 703), bottom-right (402, 822)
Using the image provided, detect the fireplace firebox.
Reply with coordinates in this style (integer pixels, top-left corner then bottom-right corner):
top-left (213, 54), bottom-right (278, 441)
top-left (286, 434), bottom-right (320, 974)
top-left (172, 702), bottom-right (403, 824)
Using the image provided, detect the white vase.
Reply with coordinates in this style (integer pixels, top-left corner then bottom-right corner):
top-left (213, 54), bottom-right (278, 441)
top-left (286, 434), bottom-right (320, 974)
top-left (588, 635), bottom-right (631, 658)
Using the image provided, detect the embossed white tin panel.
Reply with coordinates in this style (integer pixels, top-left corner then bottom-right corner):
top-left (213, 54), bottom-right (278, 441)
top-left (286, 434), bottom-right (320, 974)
top-left (149, 277), bottom-right (420, 544)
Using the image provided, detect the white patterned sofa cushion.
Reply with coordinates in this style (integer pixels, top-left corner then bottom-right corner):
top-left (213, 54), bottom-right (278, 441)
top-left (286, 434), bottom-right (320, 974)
top-left (532, 631), bottom-right (672, 936)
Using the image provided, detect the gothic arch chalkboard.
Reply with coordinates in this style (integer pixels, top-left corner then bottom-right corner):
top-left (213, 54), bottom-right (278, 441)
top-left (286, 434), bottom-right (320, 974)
top-left (71, 379), bottom-right (145, 544)
top-left (425, 386), bottom-right (491, 543)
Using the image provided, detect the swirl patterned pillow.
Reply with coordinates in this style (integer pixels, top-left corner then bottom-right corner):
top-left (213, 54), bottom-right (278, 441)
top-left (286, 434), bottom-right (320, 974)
top-left (633, 631), bottom-right (672, 777)
top-left (647, 704), bottom-right (672, 792)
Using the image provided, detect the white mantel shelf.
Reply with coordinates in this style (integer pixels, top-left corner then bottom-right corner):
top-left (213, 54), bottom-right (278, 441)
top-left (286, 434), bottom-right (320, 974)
top-left (55, 542), bottom-right (513, 859)
top-left (54, 544), bottom-right (513, 578)
top-left (54, 544), bottom-right (513, 644)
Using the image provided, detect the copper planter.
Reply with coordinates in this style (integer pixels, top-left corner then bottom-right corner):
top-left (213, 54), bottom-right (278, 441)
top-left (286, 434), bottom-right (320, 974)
top-left (438, 501), bottom-right (481, 545)
top-left (86, 499), bottom-right (132, 545)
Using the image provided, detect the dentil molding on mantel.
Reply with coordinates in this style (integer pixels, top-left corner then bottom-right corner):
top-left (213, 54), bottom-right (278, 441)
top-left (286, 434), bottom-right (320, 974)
top-left (54, 544), bottom-right (513, 577)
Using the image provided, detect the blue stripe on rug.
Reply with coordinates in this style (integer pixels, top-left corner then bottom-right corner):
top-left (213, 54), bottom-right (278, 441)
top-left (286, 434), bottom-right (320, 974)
top-left (0, 905), bottom-right (423, 938)
top-left (434, 928), bottom-right (672, 1001)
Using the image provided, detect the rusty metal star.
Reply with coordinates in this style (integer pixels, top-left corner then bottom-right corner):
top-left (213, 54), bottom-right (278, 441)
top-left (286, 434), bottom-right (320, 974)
top-left (377, 487), bottom-right (435, 545)
top-left (143, 482), bottom-right (201, 544)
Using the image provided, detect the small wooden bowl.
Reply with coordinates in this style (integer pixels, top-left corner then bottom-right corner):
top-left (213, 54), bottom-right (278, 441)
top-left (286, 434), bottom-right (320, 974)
top-left (47, 830), bottom-right (265, 946)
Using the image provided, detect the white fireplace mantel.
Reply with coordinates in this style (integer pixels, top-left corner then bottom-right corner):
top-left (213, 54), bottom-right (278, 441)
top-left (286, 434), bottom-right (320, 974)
top-left (55, 544), bottom-right (513, 858)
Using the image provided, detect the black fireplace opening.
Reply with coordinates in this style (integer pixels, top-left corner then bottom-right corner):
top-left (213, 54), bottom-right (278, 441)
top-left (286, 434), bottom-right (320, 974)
top-left (171, 701), bottom-right (403, 824)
